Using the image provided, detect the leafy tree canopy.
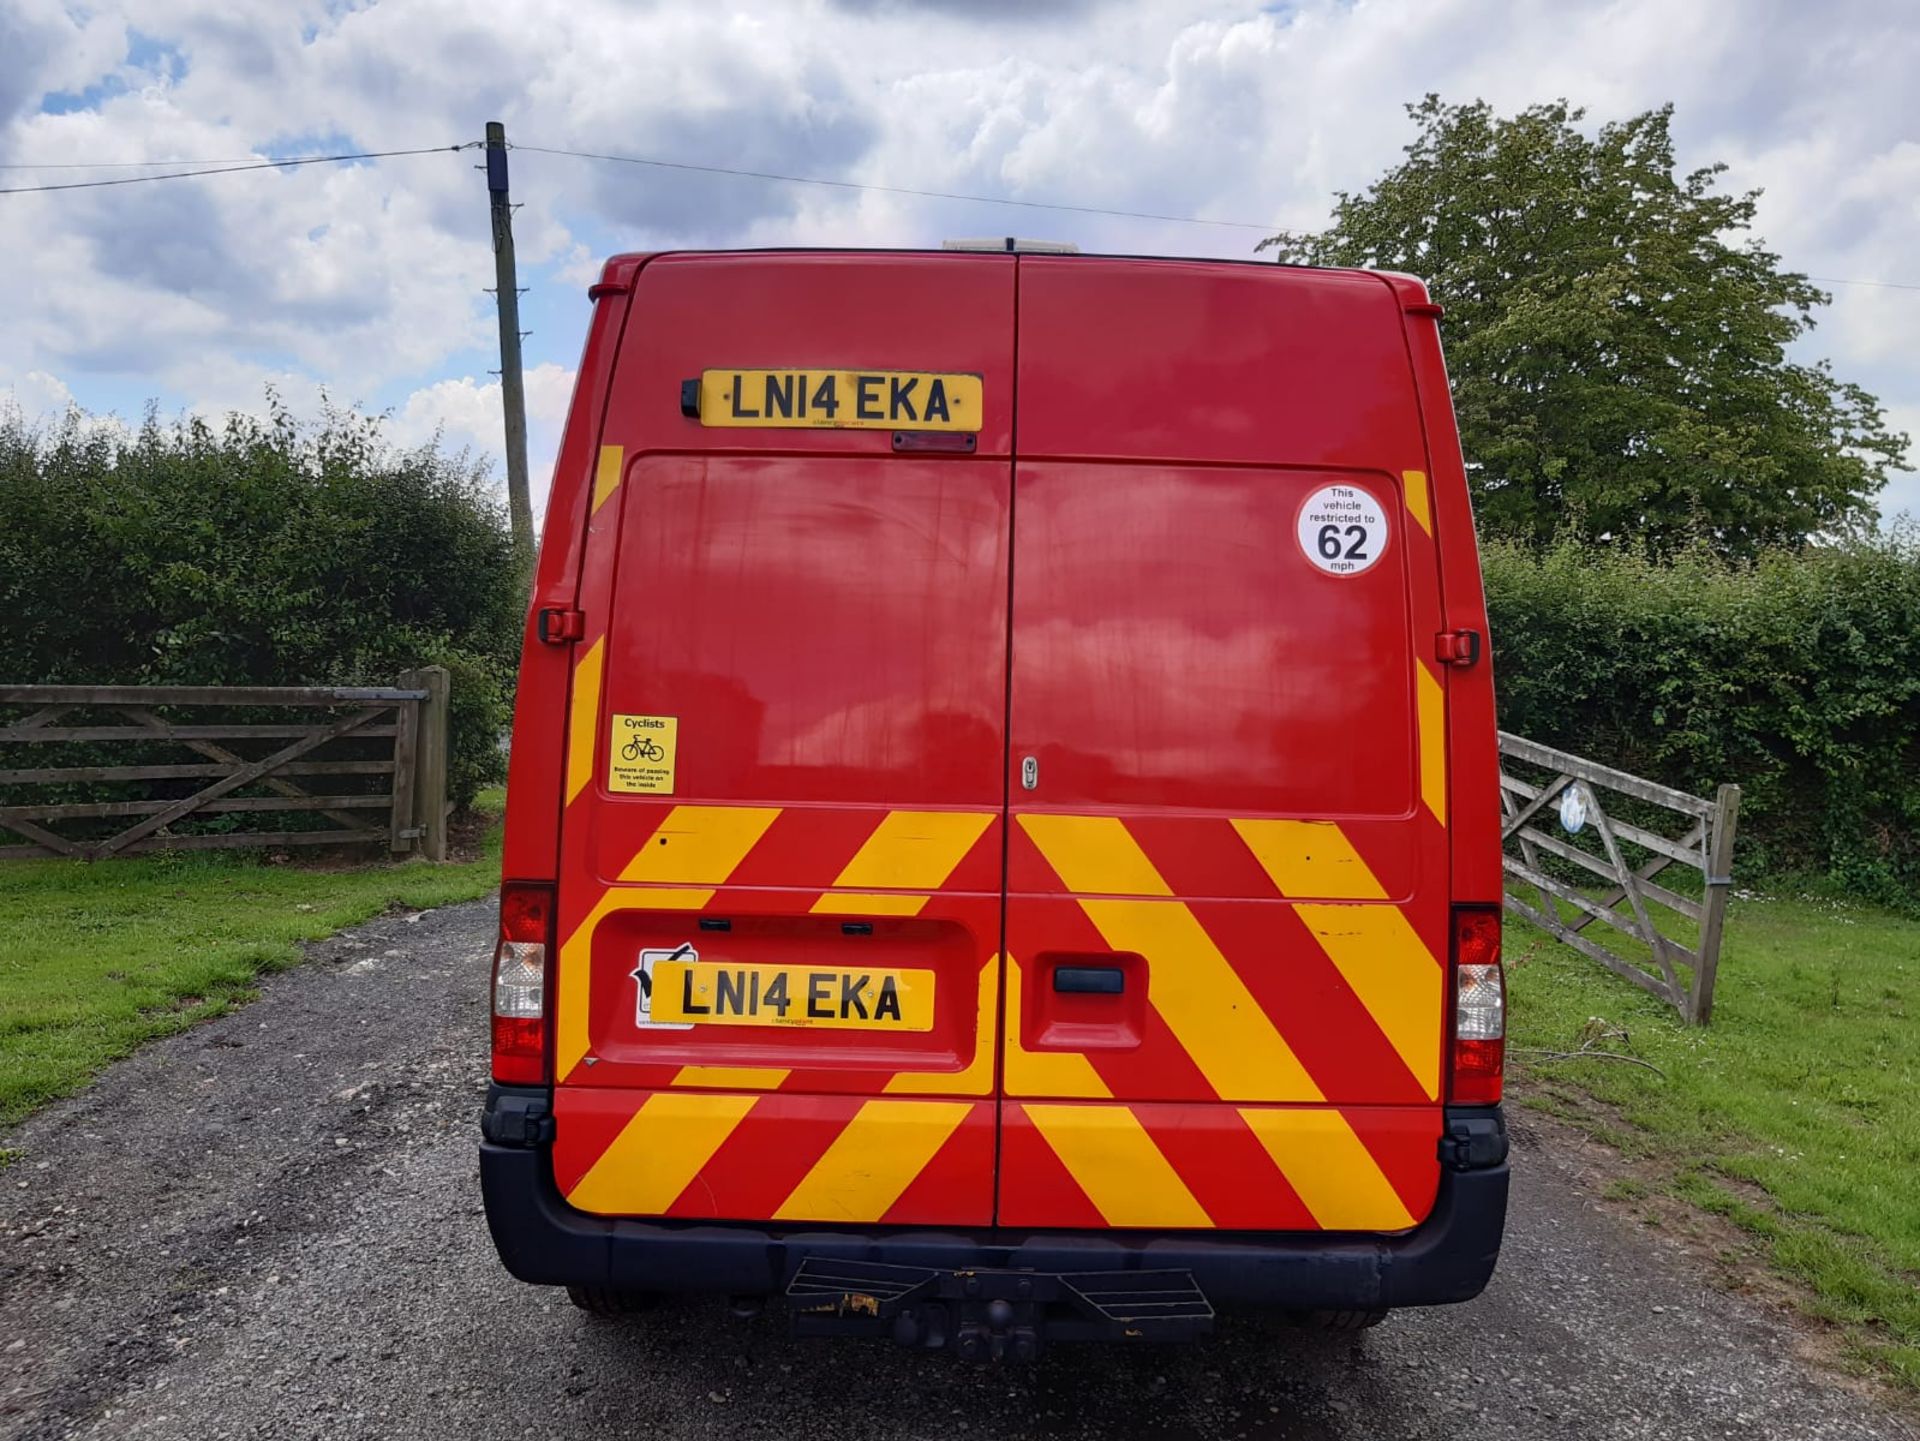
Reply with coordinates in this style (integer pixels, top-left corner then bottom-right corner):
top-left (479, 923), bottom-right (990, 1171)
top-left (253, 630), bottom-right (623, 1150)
top-left (1263, 97), bottom-right (1909, 556)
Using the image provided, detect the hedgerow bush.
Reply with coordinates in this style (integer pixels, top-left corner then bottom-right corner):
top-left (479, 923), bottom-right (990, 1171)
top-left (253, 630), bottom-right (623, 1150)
top-left (1483, 537), bottom-right (1920, 904)
top-left (0, 400), bottom-right (519, 808)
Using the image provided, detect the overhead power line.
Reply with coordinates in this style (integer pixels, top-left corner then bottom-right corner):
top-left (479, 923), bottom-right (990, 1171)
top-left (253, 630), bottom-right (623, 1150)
top-left (1808, 275), bottom-right (1920, 293)
top-left (511, 143), bottom-right (1920, 289)
top-left (509, 141), bottom-right (1279, 233)
top-left (0, 156), bottom-right (284, 170)
top-left (1, 131), bottom-right (1915, 295)
top-left (0, 144), bottom-right (478, 196)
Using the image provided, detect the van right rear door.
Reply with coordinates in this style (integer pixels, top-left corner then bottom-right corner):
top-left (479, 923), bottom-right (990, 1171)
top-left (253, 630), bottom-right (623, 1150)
top-left (997, 258), bottom-right (1452, 1233)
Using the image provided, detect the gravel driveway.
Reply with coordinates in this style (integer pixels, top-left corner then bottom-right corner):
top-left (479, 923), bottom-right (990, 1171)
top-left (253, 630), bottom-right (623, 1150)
top-left (1, 897), bottom-right (1910, 1441)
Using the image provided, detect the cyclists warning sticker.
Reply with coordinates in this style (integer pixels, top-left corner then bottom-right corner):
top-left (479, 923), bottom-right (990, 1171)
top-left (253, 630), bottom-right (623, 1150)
top-left (1297, 483), bottom-right (1389, 577)
top-left (609, 714), bottom-right (677, 794)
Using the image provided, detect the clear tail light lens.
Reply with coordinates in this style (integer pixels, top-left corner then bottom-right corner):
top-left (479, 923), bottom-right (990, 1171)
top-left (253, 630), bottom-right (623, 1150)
top-left (1449, 906), bottom-right (1505, 1104)
top-left (492, 882), bottom-right (554, 1085)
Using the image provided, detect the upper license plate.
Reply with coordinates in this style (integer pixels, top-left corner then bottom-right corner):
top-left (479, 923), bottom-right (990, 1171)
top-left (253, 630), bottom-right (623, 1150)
top-left (650, 960), bottom-right (935, 1031)
top-left (697, 369), bottom-right (982, 432)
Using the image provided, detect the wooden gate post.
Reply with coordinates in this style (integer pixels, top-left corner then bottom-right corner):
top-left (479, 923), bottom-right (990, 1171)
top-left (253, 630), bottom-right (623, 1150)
top-left (1689, 783), bottom-right (1742, 1026)
top-left (389, 680), bottom-right (422, 855)
top-left (407, 665), bottom-right (450, 862)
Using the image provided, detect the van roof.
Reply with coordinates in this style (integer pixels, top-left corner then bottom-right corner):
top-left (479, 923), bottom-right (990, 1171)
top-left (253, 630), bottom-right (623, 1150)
top-left (593, 247), bottom-right (1434, 304)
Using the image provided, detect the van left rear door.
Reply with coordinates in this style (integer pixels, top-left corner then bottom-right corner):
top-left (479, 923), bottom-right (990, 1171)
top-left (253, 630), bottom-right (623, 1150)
top-left (546, 253), bottom-right (1016, 1229)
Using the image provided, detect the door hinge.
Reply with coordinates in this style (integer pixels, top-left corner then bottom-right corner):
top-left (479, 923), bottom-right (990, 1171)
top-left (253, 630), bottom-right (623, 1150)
top-left (537, 608), bottom-right (585, 644)
top-left (1434, 629), bottom-right (1482, 667)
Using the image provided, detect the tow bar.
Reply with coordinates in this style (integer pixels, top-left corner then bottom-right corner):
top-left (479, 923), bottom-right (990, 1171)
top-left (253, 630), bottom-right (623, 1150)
top-left (786, 1257), bottom-right (1213, 1359)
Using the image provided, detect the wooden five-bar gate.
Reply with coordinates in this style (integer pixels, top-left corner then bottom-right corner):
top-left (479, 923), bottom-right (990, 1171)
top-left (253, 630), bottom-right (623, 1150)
top-left (0, 669), bottom-right (450, 862)
top-left (1499, 732), bottom-right (1739, 1026)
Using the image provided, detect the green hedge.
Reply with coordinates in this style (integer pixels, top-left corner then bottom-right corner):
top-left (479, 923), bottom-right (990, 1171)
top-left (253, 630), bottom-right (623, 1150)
top-left (0, 402), bottom-right (520, 808)
top-left (1483, 538), bottom-right (1920, 904)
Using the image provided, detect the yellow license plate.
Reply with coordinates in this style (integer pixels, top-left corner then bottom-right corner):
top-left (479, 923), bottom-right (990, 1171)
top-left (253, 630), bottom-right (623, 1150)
top-left (698, 369), bottom-right (981, 432)
top-left (650, 960), bottom-right (935, 1031)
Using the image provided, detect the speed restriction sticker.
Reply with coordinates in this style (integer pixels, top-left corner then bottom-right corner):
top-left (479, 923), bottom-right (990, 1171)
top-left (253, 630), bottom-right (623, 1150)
top-left (1298, 484), bottom-right (1389, 577)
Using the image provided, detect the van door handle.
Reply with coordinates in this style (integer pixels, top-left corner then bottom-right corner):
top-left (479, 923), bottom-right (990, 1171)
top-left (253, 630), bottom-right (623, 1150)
top-left (1053, 966), bottom-right (1125, 995)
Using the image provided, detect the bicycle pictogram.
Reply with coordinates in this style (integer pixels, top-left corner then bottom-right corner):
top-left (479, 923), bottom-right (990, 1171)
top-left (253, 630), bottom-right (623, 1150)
top-left (621, 733), bottom-right (667, 764)
top-left (621, 733), bottom-right (666, 764)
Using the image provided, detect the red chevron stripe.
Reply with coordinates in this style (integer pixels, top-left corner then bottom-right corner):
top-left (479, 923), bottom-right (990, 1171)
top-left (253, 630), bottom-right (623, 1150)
top-left (940, 817), bottom-right (1007, 894)
top-left (550, 1088), bottom-right (648, 1196)
top-left (996, 1107), bottom-right (1109, 1229)
top-left (879, 1103), bottom-right (995, 1224)
top-left (1132, 1105), bottom-right (1319, 1230)
top-left (1123, 815), bottom-right (1280, 901)
top-left (1341, 1105), bottom-right (1443, 1220)
top-left (664, 1097), bottom-right (855, 1219)
top-left (1189, 900), bottom-right (1428, 1105)
top-left (726, 806), bottom-right (884, 890)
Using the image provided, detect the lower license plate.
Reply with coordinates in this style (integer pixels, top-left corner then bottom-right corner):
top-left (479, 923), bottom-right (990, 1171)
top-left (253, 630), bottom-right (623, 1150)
top-left (650, 960), bottom-right (935, 1031)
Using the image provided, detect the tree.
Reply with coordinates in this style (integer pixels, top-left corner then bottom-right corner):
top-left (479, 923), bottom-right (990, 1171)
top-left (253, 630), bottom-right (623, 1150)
top-left (1262, 97), bottom-right (1909, 556)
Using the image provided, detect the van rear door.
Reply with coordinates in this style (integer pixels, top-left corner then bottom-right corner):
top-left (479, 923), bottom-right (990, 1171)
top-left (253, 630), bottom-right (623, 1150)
top-left (547, 254), bottom-right (1014, 1228)
top-left (998, 259), bottom-right (1450, 1232)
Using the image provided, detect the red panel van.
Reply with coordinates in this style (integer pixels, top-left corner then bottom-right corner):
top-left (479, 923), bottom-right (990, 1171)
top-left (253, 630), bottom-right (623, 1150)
top-left (481, 250), bottom-right (1507, 1355)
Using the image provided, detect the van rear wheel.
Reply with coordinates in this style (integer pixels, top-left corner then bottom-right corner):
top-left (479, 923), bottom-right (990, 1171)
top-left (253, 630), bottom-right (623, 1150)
top-left (565, 1285), bottom-right (654, 1317)
top-left (1291, 1308), bottom-right (1390, 1331)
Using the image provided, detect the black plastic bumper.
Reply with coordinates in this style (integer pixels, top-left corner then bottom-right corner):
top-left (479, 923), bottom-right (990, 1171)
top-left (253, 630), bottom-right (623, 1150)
top-left (479, 1089), bottom-right (1508, 1311)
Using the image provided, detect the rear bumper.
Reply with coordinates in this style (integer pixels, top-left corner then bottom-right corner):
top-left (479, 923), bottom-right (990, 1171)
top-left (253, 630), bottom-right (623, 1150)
top-left (479, 1089), bottom-right (1509, 1311)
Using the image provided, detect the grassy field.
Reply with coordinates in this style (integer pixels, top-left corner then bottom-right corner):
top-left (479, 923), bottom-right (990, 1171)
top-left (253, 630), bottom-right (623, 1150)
top-left (1507, 893), bottom-right (1920, 1387)
top-left (0, 791), bottom-right (503, 1128)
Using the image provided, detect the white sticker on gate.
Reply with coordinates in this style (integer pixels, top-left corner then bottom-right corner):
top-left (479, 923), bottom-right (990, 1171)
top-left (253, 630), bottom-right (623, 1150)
top-left (1297, 484), bottom-right (1389, 576)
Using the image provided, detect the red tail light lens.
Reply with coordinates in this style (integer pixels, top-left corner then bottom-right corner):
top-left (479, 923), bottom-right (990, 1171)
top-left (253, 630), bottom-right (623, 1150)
top-left (1449, 905), bottom-right (1505, 1104)
top-left (492, 882), bottom-right (554, 1085)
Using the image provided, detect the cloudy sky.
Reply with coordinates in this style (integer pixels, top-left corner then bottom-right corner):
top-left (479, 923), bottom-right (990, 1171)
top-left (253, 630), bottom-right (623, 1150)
top-left (2, 0), bottom-right (1916, 520)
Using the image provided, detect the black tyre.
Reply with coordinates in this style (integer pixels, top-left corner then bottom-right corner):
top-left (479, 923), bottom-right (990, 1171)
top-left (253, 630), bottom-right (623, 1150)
top-left (1292, 1308), bottom-right (1390, 1331)
top-left (565, 1285), bottom-right (654, 1317)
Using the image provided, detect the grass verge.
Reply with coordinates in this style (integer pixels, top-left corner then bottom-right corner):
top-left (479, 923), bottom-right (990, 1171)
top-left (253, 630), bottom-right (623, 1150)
top-left (1508, 893), bottom-right (1920, 1388)
top-left (0, 790), bottom-right (503, 1127)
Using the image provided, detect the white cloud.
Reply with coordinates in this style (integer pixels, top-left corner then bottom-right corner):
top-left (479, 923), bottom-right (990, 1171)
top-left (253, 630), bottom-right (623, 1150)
top-left (391, 362), bottom-right (576, 512)
top-left (0, 0), bottom-right (1913, 517)
top-left (1, 368), bottom-right (75, 417)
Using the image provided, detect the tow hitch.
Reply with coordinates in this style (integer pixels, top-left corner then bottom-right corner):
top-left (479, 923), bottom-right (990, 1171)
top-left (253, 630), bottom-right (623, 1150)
top-left (786, 1257), bottom-right (1213, 1359)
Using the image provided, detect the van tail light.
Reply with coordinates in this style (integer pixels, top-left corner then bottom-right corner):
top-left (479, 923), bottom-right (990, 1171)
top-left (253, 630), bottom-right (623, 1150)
top-left (1449, 905), bottom-right (1505, 1104)
top-left (492, 882), bottom-right (554, 1085)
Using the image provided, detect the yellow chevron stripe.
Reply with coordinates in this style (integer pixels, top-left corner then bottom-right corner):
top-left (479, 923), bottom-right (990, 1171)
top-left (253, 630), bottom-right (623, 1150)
top-left (1021, 1104), bottom-right (1211, 1227)
top-left (566, 1091), bottom-right (755, 1215)
top-left (672, 1066), bottom-right (790, 1088)
top-left (773, 1100), bottom-right (971, 1222)
top-left (564, 637), bottom-right (604, 804)
top-left (1238, 1107), bottom-right (1415, 1230)
top-left (1080, 899), bottom-right (1323, 1102)
top-left (619, 805), bottom-right (781, 884)
top-left (885, 961), bottom-right (997, 1095)
top-left (1293, 903), bottom-right (1442, 1099)
top-left (810, 892), bottom-right (929, 916)
top-left (1417, 659), bottom-right (1446, 825)
top-left (1230, 818), bottom-right (1388, 900)
top-left (591, 444), bottom-right (625, 513)
top-left (1002, 957), bottom-right (1112, 1098)
top-left (1402, 468), bottom-right (1431, 535)
top-left (826, 810), bottom-right (995, 891)
top-left (1017, 814), bottom-right (1172, 896)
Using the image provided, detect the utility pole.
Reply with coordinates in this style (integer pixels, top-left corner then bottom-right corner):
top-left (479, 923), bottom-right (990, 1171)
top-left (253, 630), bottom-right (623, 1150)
top-left (485, 120), bottom-right (533, 581)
